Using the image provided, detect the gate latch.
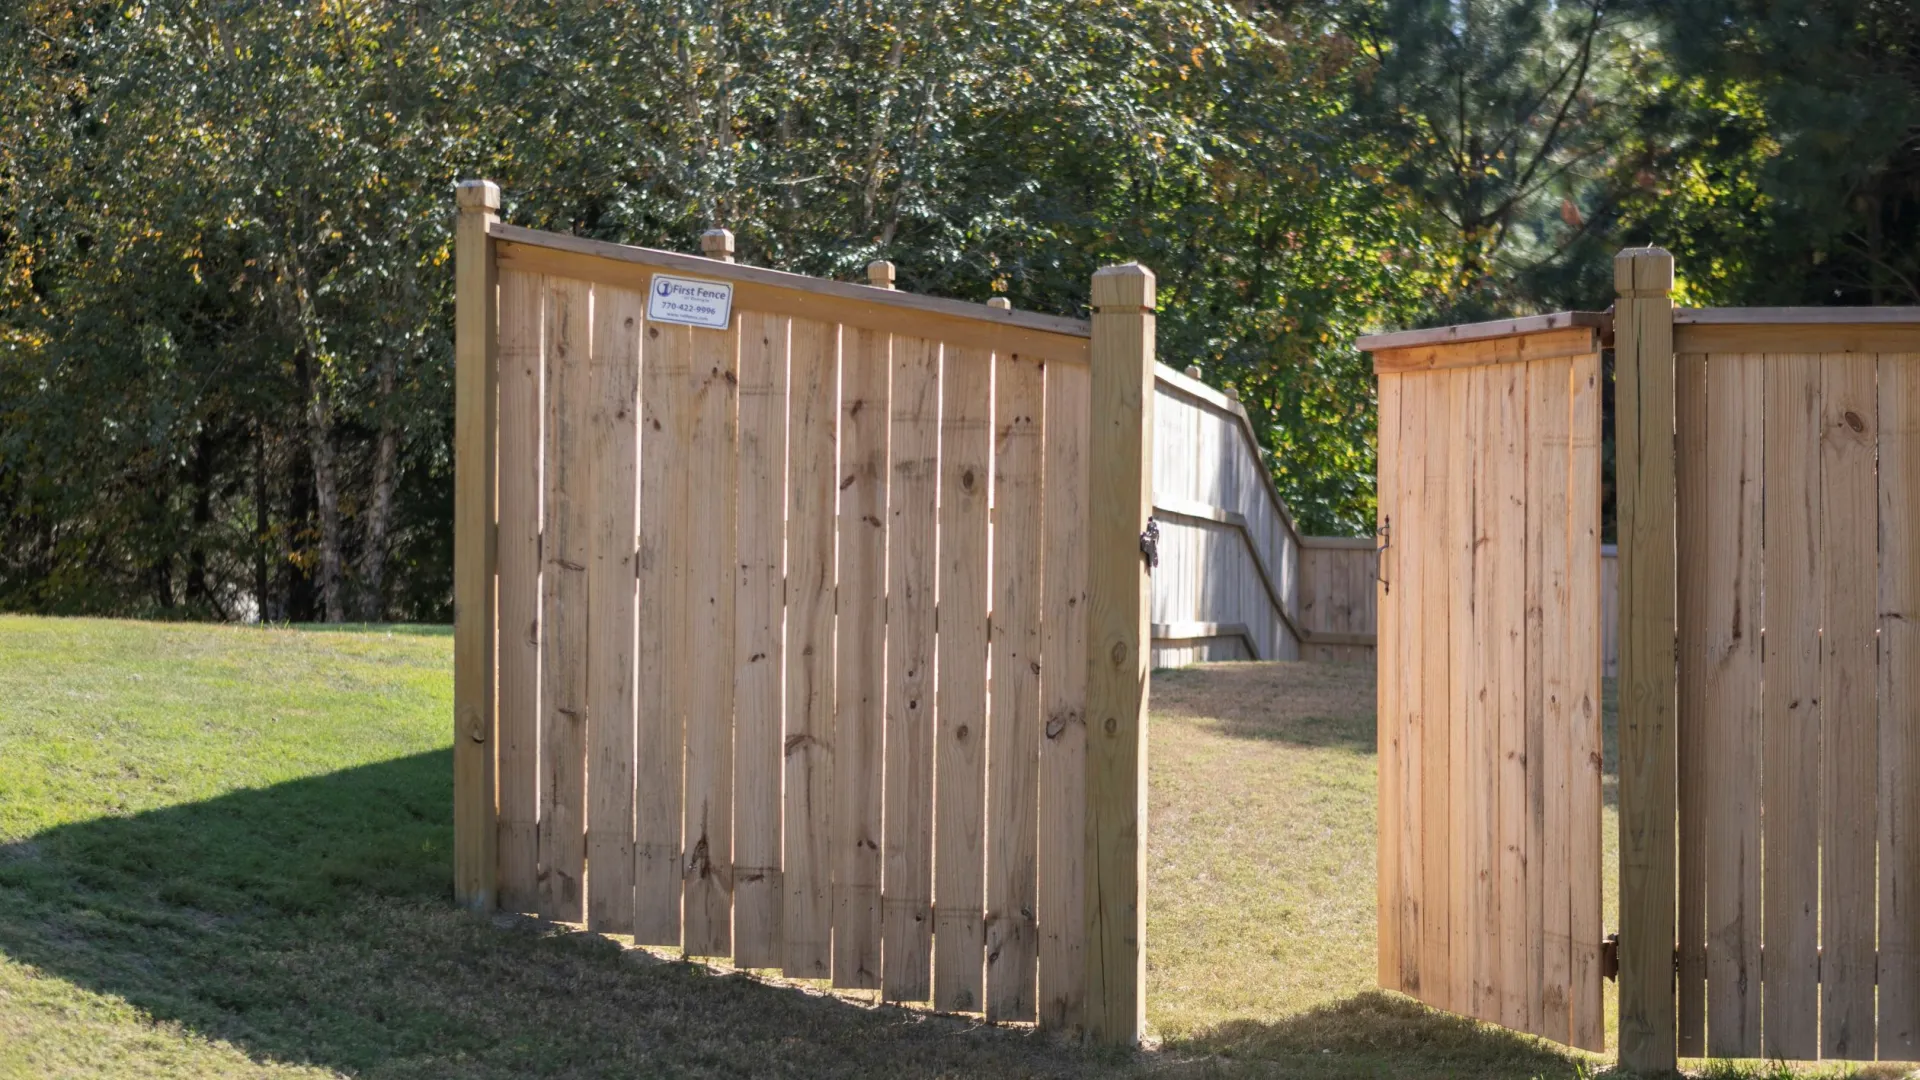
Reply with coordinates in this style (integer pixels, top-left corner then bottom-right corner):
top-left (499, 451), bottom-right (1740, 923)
top-left (1601, 933), bottom-right (1620, 982)
top-left (1375, 517), bottom-right (1392, 591)
top-left (1140, 516), bottom-right (1160, 573)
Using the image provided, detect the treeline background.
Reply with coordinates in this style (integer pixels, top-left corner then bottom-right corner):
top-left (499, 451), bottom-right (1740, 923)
top-left (2, 0), bottom-right (1914, 622)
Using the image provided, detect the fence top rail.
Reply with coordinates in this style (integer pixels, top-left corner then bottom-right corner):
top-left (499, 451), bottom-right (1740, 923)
top-left (1356, 310), bottom-right (1608, 353)
top-left (1675, 306), bottom-right (1920, 325)
top-left (1153, 361), bottom-right (1307, 553)
top-left (488, 221), bottom-right (1093, 340)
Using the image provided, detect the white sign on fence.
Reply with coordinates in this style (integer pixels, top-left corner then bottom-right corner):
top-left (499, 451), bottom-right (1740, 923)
top-left (647, 274), bottom-right (734, 330)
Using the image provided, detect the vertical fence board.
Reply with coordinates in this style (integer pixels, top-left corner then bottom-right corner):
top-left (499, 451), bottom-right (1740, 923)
top-left (1761, 352), bottom-right (1821, 1060)
top-left (1375, 372), bottom-right (1403, 992)
top-left (1531, 357), bottom-right (1573, 1046)
top-left (682, 319), bottom-right (739, 957)
top-left (987, 351), bottom-right (1045, 1022)
top-left (1821, 353), bottom-right (1878, 1060)
top-left (1521, 360), bottom-right (1550, 1039)
top-left (497, 269), bottom-right (545, 914)
top-left (783, 318), bottom-right (840, 978)
top-left (1673, 350), bottom-right (1708, 1056)
top-left (883, 335), bottom-right (940, 1002)
top-left (1567, 350), bottom-right (1605, 1052)
top-left (734, 311), bottom-right (790, 968)
top-left (1419, 370), bottom-right (1454, 1012)
top-left (539, 276), bottom-right (591, 922)
top-left (586, 285), bottom-right (642, 933)
top-left (834, 325), bottom-right (889, 989)
top-left (934, 345), bottom-right (993, 1011)
top-left (1040, 357), bottom-right (1091, 1030)
top-left (1445, 365), bottom-right (1475, 1017)
top-left (1490, 362), bottom-right (1528, 1031)
top-left (1467, 366), bottom-right (1497, 1023)
top-left (1396, 372), bottom-right (1428, 999)
top-left (452, 184), bottom-right (499, 911)
top-left (1880, 353), bottom-right (1920, 1059)
top-left (1703, 354), bottom-right (1762, 1058)
top-left (635, 320), bottom-right (692, 945)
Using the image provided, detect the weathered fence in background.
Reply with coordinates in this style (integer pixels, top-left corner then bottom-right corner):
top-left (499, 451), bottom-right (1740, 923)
top-left (449, 180), bottom-right (1155, 1044)
top-left (1614, 247), bottom-right (1920, 1067)
top-left (1364, 312), bottom-right (1608, 1052)
top-left (1298, 538), bottom-right (1378, 664)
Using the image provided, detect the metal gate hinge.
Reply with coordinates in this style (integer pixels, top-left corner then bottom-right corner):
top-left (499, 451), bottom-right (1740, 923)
top-left (1601, 933), bottom-right (1619, 981)
top-left (1140, 516), bottom-right (1160, 573)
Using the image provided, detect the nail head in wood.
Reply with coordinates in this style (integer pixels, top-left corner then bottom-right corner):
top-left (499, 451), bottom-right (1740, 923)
top-left (867, 260), bottom-right (896, 289)
top-left (701, 228), bottom-right (735, 263)
top-left (456, 179), bottom-right (501, 212)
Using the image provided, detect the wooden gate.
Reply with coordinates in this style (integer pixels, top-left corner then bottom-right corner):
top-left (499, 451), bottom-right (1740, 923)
top-left (447, 180), bottom-right (1156, 1044)
top-left (1363, 315), bottom-right (1607, 1051)
top-left (1614, 246), bottom-right (1920, 1066)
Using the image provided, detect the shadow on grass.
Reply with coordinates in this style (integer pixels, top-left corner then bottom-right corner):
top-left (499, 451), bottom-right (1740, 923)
top-left (1166, 991), bottom-right (1597, 1079)
top-left (0, 752), bottom-right (1122, 1079)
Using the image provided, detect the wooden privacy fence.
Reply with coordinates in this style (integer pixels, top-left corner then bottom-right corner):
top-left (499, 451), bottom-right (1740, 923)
top-left (1363, 313), bottom-right (1607, 1051)
top-left (1614, 248), bottom-right (1920, 1067)
top-left (449, 180), bottom-right (1155, 1043)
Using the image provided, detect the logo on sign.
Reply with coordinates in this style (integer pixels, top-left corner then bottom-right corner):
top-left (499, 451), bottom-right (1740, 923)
top-left (647, 274), bottom-right (733, 331)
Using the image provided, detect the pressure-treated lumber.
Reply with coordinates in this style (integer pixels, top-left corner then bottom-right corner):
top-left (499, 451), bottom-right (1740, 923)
top-left (539, 276), bottom-right (591, 922)
top-left (1614, 247), bottom-right (1679, 1074)
top-left (1880, 354), bottom-right (1920, 1059)
top-left (733, 310), bottom-right (789, 968)
top-left (1820, 353), bottom-right (1877, 1059)
top-left (495, 267), bottom-right (544, 915)
top-left (1530, 357), bottom-right (1573, 1046)
top-left (882, 334), bottom-right (940, 1003)
top-left (1566, 350), bottom-right (1605, 1051)
top-left (635, 320), bottom-right (692, 945)
top-left (1675, 322), bottom-right (1920, 355)
top-left (1375, 372), bottom-right (1403, 992)
top-left (833, 325), bottom-right (889, 990)
top-left (1083, 264), bottom-right (1155, 1045)
top-left (682, 316), bottom-right (740, 958)
top-left (585, 284), bottom-right (642, 933)
top-left (933, 344), bottom-right (993, 1011)
top-left (1369, 326), bottom-right (1599, 374)
top-left (782, 318), bottom-right (840, 978)
top-left (1673, 350), bottom-right (1707, 1057)
top-left (1394, 371), bottom-right (1428, 1001)
top-left (1419, 368), bottom-right (1453, 1013)
top-left (987, 350), bottom-right (1045, 1021)
top-left (1702, 354), bottom-right (1763, 1057)
top-left (1761, 353), bottom-right (1821, 1060)
top-left (453, 180), bottom-right (500, 911)
top-left (1488, 361), bottom-right (1526, 1031)
top-left (1040, 357), bottom-right (1092, 1030)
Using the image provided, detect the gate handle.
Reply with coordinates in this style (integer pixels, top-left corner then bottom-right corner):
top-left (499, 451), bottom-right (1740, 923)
top-left (1375, 517), bottom-right (1391, 591)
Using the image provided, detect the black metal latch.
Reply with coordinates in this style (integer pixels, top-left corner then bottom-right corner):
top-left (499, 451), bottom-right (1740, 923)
top-left (1375, 516), bottom-right (1392, 591)
top-left (1601, 933), bottom-right (1620, 982)
top-left (1140, 516), bottom-right (1160, 573)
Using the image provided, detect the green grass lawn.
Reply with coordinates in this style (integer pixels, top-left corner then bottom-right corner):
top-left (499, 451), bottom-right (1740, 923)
top-left (0, 616), bottom-right (1875, 1077)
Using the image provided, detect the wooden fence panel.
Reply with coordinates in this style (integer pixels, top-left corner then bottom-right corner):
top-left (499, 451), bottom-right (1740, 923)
top-left (1674, 350), bottom-right (1708, 1057)
top-left (882, 335), bottom-right (940, 1002)
top-left (933, 345), bottom-right (993, 1012)
top-left (539, 276), bottom-right (591, 923)
top-left (1820, 353), bottom-right (1877, 1060)
top-left (834, 325), bottom-right (889, 990)
top-left (1880, 354), bottom-right (1920, 1058)
top-left (988, 352), bottom-right (1046, 1022)
top-left (782, 318), bottom-right (839, 979)
top-left (1761, 353), bottom-right (1821, 1060)
top-left (461, 212), bottom-right (1133, 1039)
top-left (1366, 321), bottom-right (1606, 1052)
top-left (1040, 357), bottom-right (1092, 1030)
top-left (733, 311), bottom-right (789, 968)
top-left (585, 285), bottom-right (642, 934)
top-left (496, 268), bottom-right (544, 915)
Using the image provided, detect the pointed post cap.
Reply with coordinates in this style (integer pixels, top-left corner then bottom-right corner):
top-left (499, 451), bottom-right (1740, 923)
top-left (1091, 262), bottom-right (1155, 311)
top-left (1614, 246), bottom-right (1674, 296)
top-left (701, 228), bottom-right (735, 262)
top-left (867, 260), bottom-right (896, 289)
top-left (987, 297), bottom-right (1012, 311)
top-left (456, 179), bottom-right (501, 212)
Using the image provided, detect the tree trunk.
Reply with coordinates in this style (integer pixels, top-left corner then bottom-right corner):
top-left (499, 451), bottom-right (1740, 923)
top-left (186, 426), bottom-right (215, 612)
top-left (296, 347), bottom-right (346, 622)
top-left (356, 355), bottom-right (400, 622)
top-left (255, 424), bottom-right (271, 622)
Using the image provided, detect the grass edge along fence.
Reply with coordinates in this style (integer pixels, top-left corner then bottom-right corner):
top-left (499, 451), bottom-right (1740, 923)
top-left (448, 180), bottom-right (1154, 1044)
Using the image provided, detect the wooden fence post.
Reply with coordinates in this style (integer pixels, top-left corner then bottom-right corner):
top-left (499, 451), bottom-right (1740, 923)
top-left (1084, 262), bottom-right (1155, 1045)
top-left (1614, 246), bottom-right (1679, 1072)
top-left (453, 179), bottom-right (501, 911)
